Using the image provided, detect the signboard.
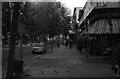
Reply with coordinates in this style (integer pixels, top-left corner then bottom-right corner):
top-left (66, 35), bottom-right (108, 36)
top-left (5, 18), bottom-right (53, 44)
top-left (17, 23), bottom-right (25, 34)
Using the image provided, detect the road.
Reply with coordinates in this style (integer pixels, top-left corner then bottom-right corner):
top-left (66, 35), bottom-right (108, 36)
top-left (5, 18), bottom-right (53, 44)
top-left (2, 44), bottom-right (116, 78)
top-left (2, 45), bottom-right (32, 77)
top-left (23, 45), bottom-right (115, 77)
top-left (2, 43), bottom-right (55, 78)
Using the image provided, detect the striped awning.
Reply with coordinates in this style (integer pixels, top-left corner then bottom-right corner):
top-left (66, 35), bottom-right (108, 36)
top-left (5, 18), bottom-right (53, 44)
top-left (81, 19), bottom-right (120, 34)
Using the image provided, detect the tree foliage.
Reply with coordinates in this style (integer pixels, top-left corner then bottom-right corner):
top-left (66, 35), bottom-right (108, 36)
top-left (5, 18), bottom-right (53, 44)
top-left (2, 2), bottom-right (25, 36)
top-left (2, 2), bottom-right (11, 35)
top-left (2, 2), bottom-right (71, 41)
top-left (23, 2), bottom-right (71, 38)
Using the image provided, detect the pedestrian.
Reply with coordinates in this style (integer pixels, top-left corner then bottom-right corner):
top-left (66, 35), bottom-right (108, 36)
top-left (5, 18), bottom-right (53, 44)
top-left (112, 43), bottom-right (120, 76)
top-left (83, 36), bottom-right (89, 57)
top-left (69, 39), bottom-right (72, 49)
top-left (57, 38), bottom-right (60, 47)
top-left (65, 35), bottom-right (69, 48)
top-left (76, 37), bottom-right (80, 50)
top-left (78, 37), bottom-right (84, 53)
top-left (51, 38), bottom-right (54, 52)
top-left (65, 39), bottom-right (69, 48)
top-left (76, 39), bottom-right (79, 50)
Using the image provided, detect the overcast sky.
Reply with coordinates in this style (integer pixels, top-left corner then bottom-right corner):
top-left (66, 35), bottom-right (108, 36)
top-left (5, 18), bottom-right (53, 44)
top-left (56, 0), bottom-right (87, 14)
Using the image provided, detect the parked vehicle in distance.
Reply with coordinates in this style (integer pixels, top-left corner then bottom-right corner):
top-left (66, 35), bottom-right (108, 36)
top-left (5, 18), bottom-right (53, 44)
top-left (32, 42), bottom-right (46, 54)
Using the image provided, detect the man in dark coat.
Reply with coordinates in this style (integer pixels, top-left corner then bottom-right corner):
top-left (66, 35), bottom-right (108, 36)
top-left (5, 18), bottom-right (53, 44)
top-left (83, 36), bottom-right (89, 57)
top-left (69, 39), bottom-right (72, 49)
top-left (113, 43), bottom-right (120, 75)
top-left (78, 38), bottom-right (84, 52)
top-left (65, 38), bottom-right (69, 48)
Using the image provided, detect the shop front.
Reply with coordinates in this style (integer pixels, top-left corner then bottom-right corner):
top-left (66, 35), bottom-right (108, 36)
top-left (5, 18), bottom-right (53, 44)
top-left (81, 18), bottom-right (120, 56)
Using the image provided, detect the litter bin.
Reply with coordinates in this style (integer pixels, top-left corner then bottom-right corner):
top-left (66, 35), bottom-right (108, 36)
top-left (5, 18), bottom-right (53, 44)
top-left (14, 60), bottom-right (23, 73)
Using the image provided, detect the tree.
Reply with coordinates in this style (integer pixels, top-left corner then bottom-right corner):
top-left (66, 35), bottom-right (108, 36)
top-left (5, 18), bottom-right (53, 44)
top-left (2, 2), bottom-right (71, 42)
top-left (21, 2), bottom-right (71, 39)
top-left (2, 3), bottom-right (11, 38)
top-left (2, 2), bottom-right (26, 43)
top-left (2, 2), bottom-right (21, 79)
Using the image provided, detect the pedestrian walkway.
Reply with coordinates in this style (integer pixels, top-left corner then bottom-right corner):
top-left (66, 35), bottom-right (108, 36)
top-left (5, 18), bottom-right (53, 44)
top-left (40, 45), bottom-right (84, 59)
top-left (21, 45), bottom-right (115, 77)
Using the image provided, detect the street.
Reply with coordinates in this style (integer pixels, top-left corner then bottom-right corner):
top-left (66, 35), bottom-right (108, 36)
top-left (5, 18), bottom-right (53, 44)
top-left (23, 45), bottom-right (114, 77)
top-left (2, 45), bottom-right (32, 77)
top-left (2, 1), bottom-right (120, 79)
top-left (2, 44), bottom-right (115, 78)
top-left (2, 43), bottom-right (55, 78)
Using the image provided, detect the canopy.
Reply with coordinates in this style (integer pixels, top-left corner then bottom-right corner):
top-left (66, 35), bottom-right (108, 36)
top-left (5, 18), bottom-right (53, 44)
top-left (81, 19), bottom-right (120, 34)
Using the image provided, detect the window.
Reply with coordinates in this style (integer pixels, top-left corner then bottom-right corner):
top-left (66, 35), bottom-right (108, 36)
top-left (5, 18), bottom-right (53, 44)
top-left (118, 1), bottom-right (120, 7)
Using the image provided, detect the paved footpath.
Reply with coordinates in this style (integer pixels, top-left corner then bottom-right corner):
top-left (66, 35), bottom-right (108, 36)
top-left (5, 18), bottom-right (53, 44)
top-left (14, 45), bottom-right (117, 78)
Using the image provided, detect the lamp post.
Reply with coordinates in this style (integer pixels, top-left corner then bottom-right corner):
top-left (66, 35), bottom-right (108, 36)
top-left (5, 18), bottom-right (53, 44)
top-left (20, 12), bottom-right (23, 59)
top-left (7, 32), bottom-right (11, 46)
top-left (6, 2), bottom-right (20, 79)
top-left (19, 1), bottom-right (26, 59)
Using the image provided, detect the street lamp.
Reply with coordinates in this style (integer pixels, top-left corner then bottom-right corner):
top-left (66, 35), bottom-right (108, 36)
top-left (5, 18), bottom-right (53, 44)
top-left (20, 12), bottom-right (23, 15)
top-left (19, 12), bottom-right (23, 59)
top-left (19, 11), bottom-right (26, 59)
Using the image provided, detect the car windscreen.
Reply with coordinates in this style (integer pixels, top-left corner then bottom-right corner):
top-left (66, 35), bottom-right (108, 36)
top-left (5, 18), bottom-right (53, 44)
top-left (34, 43), bottom-right (44, 47)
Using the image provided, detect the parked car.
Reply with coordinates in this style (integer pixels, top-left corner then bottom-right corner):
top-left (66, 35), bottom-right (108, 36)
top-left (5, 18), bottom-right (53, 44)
top-left (32, 42), bottom-right (46, 54)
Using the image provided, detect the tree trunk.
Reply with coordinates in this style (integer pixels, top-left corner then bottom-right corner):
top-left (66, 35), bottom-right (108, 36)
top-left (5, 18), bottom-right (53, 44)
top-left (6, 2), bottom-right (20, 79)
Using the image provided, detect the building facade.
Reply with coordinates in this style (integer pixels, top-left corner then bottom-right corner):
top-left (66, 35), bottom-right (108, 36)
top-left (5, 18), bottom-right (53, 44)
top-left (79, 0), bottom-right (120, 26)
top-left (78, 0), bottom-right (120, 56)
top-left (72, 7), bottom-right (83, 35)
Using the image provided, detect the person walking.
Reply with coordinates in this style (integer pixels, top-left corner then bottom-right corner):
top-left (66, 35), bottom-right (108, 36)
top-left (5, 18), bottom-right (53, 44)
top-left (78, 37), bottom-right (84, 53)
top-left (76, 36), bottom-right (80, 51)
top-left (57, 38), bottom-right (60, 47)
top-left (76, 39), bottom-right (79, 51)
top-left (112, 43), bottom-right (120, 77)
top-left (65, 39), bottom-right (69, 48)
top-left (65, 35), bottom-right (69, 48)
top-left (83, 36), bottom-right (89, 57)
top-left (69, 39), bottom-right (72, 49)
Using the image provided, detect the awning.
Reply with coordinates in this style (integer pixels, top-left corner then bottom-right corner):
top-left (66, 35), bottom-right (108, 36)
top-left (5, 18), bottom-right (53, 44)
top-left (81, 19), bottom-right (120, 34)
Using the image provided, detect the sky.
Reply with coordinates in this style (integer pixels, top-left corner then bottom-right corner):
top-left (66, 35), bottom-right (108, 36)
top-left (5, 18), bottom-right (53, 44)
top-left (4, 0), bottom-right (87, 15)
top-left (56, 0), bottom-right (87, 14)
